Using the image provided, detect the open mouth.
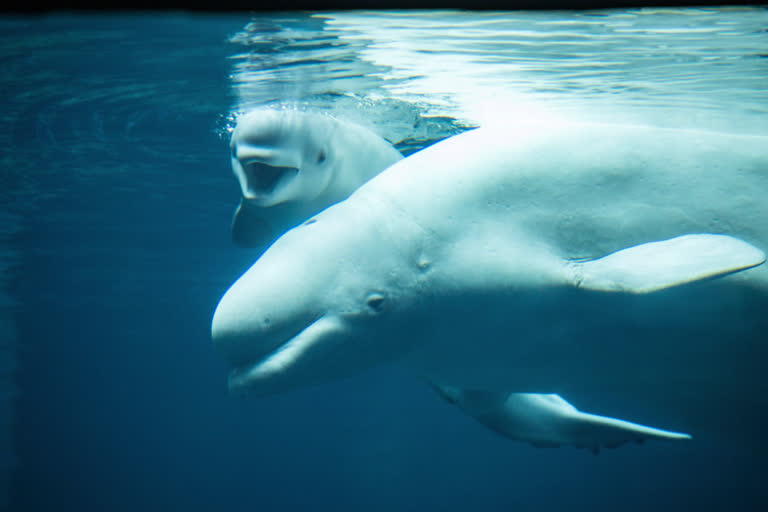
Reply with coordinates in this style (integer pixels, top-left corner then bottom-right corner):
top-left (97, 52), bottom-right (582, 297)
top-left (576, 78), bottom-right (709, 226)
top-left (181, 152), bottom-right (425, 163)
top-left (244, 161), bottom-right (299, 196)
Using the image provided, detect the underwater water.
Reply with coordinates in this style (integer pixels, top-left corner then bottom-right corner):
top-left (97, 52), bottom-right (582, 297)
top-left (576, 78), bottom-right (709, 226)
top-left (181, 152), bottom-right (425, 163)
top-left (2, 7), bottom-right (768, 511)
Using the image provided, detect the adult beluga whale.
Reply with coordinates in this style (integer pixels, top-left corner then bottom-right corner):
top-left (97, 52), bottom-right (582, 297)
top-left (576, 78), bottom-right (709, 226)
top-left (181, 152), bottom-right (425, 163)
top-left (212, 119), bottom-right (768, 447)
top-left (227, 111), bottom-right (691, 451)
top-left (228, 108), bottom-right (403, 251)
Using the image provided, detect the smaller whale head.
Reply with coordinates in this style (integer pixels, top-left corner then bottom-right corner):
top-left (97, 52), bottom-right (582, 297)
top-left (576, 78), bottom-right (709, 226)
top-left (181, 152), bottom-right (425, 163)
top-left (212, 202), bottom-right (421, 395)
top-left (230, 109), bottom-right (338, 207)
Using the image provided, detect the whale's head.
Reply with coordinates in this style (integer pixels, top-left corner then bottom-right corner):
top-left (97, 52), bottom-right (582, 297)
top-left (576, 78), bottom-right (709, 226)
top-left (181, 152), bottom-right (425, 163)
top-left (212, 199), bottom-right (423, 395)
top-left (230, 109), bottom-right (339, 207)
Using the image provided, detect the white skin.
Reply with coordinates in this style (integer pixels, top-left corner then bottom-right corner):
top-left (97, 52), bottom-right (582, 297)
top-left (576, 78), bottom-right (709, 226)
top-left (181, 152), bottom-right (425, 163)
top-left (213, 120), bottom-right (768, 444)
top-left (227, 111), bottom-right (698, 450)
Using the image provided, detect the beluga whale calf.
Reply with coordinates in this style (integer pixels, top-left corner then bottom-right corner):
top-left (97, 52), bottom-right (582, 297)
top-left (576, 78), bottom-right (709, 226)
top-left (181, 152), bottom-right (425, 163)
top-left (212, 119), bottom-right (768, 450)
top-left (228, 108), bottom-right (402, 251)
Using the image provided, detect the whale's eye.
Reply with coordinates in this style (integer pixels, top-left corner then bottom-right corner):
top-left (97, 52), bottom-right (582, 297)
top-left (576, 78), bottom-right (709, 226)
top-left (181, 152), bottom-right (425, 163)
top-left (367, 293), bottom-right (386, 313)
top-left (316, 151), bottom-right (326, 164)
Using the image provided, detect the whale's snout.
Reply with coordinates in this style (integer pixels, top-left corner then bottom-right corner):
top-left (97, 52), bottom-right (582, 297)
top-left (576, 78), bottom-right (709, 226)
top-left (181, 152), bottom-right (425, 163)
top-left (212, 280), bottom-right (354, 395)
top-left (210, 288), bottom-right (262, 367)
top-left (212, 202), bottom-right (393, 394)
top-left (212, 286), bottom-right (313, 369)
top-left (211, 253), bottom-right (328, 389)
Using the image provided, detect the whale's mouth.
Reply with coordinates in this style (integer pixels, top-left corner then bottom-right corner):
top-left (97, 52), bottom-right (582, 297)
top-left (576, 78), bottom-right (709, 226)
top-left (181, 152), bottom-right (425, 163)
top-left (228, 343), bottom-right (286, 388)
top-left (225, 329), bottom-right (306, 391)
top-left (221, 319), bottom-right (311, 377)
top-left (244, 161), bottom-right (299, 198)
top-left (223, 316), bottom-right (345, 393)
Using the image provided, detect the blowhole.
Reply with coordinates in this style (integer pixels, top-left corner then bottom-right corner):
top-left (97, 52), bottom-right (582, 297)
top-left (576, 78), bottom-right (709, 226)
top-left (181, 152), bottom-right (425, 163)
top-left (304, 218), bottom-right (318, 226)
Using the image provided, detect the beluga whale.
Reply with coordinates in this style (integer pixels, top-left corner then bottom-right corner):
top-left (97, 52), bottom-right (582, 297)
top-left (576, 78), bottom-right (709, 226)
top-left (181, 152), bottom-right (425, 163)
top-left (212, 119), bottom-right (768, 450)
top-left (228, 108), bottom-right (402, 251)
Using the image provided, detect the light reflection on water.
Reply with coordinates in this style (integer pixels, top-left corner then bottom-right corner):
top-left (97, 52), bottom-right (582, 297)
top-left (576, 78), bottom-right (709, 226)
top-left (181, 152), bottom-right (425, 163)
top-left (230, 8), bottom-right (768, 138)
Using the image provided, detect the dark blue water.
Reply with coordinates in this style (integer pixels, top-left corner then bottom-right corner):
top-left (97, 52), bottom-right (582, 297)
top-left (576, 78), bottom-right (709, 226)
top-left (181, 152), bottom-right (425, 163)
top-left (2, 12), bottom-right (767, 512)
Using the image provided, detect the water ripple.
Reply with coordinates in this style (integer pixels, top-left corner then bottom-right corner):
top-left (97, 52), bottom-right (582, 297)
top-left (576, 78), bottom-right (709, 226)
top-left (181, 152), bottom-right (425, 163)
top-left (229, 8), bottom-right (768, 142)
